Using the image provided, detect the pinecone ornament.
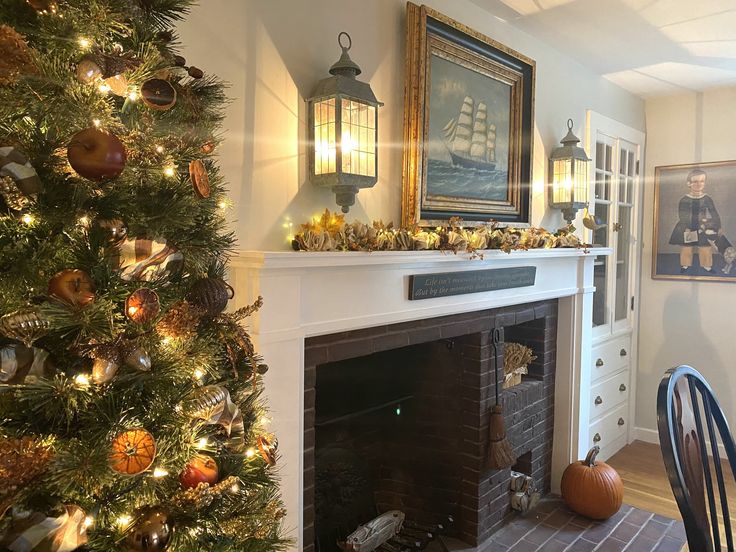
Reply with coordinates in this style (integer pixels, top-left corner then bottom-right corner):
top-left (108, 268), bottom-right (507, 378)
top-left (157, 300), bottom-right (204, 340)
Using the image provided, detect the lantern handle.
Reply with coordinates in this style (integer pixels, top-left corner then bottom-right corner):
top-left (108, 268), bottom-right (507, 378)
top-left (338, 31), bottom-right (352, 52)
top-left (567, 118), bottom-right (574, 131)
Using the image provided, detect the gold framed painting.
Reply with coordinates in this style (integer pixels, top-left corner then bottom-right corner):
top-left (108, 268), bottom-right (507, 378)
top-left (401, 2), bottom-right (535, 227)
top-left (653, 160), bottom-right (736, 282)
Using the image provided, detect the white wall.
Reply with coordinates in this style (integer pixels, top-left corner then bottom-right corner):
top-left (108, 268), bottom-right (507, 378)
top-left (637, 87), bottom-right (736, 437)
top-left (178, 0), bottom-right (645, 251)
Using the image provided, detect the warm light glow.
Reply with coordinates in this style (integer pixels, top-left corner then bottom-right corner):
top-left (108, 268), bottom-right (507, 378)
top-left (163, 166), bottom-right (176, 177)
top-left (341, 130), bottom-right (355, 155)
top-left (98, 82), bottom-right (111, 94)
top-left (74, 374), bottom-right (91, 387)
top-left (217, 201), bottom-right (228, 210)
top-left (153, 467), bottom-right (169, 478)
top-left (78, 215), bottom-right (90, 226)
top-left (246, 448), bottom-right (256, 458)
top-left (116, 515), bottom-right (132, 528)
top-left (230, 483), bottom-right (240, 494)
top-left (197, 437), bottom-right (209, 449)
top-left (84, 516), bottom-right (94, 528)
top-left (127, 306), bottom-right (139, 317)
top-left (161, 336), bottom-right (173, 346)
top-left (92, 118), bottom-right (101, 128)
top-left (193, 368), bottom-right (204, 380)
top-left (21, 214), bottom-right (34, 225)
top-left (77, 37), bottom-right (91, 49)
top-left (127, 89), bottom-right (139, 101)
top-left (258, 415), bottom-right (271, 427)
top-left (155, 145), bottom-right (165, 153)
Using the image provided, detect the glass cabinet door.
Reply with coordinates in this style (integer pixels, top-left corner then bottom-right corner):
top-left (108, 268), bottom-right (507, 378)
top-left (613, 143), bottom-right (636, 330)
top-left (592, 138), bottom-right (613, 331)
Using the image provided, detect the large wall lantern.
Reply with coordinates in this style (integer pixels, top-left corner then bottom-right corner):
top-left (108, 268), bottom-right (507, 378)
top-left (549, 119), bottom-right (590, 224)
top-left (307, 32), bottom-right (383, 213)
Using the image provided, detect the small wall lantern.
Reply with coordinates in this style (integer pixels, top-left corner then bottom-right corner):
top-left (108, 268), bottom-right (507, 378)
top-left (549, 119), bottom-right (590, 224)
top-left (307, 32), bottom-right (383, 213)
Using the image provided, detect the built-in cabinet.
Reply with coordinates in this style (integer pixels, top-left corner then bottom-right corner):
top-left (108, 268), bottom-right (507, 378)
top-left (585, 111), bottom-right (645, 460)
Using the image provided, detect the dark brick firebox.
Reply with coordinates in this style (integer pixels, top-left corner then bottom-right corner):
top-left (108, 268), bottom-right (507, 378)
top-left (303, 299), bottom-right (558, 551)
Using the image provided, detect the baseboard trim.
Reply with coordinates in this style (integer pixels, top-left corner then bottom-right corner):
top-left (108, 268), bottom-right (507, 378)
top-left (634, 426), bottom-right (728, 458)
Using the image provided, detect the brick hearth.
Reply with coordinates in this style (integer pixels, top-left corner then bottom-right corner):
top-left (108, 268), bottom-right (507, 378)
top-left (303, 299), bottom-right (558, 550)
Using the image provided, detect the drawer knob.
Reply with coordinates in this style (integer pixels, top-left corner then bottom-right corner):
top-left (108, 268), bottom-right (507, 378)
top-left (618, 417), bottom-right (625, 426)
top-left (593, 433), bottom-right (602, 443)
top-left (595, 396), bottom-right (603, 405)
top-left (596, 358), bottom-right (604, 367)
top-left (620, 348), bottom-right (627, 357)
top-left (619, 383), bottom-right (627, 392)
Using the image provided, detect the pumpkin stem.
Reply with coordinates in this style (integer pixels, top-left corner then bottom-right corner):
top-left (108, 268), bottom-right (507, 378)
top-left (584, 446), bottom-right (600, 467)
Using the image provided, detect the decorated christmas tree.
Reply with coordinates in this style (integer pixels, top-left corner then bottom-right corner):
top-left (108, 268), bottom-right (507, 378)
top-left (0, 1), bottom-right (286, 550)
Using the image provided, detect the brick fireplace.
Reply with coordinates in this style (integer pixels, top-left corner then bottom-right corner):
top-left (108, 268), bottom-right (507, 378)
top-left (230, 248), bottom-right (605, 550)
top-left (304, 300), bottom-right (558, 549)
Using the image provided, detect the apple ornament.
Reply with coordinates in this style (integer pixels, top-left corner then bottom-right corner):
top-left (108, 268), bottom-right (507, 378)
top-left (179, 454), bottom-right (218, 489)
top-left (67, 127), bottom-right (127, 181)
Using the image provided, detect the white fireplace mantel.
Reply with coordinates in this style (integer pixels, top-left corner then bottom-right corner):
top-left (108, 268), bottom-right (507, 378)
top-left (229, 248), bottom-right (610, 548)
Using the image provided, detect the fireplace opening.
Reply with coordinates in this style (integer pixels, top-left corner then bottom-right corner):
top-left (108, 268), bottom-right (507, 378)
top-left (304, 300), bottom-right (559, 551)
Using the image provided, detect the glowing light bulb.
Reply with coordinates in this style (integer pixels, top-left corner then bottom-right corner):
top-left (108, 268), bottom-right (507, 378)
top-left (127, 305), bottom-right (139, 317)
top-left (21, 214), bottom-right (34, 225)
top-left (155, 145), bottom-right (165, 153)
top-left (128, 89), bottom-right (139, 101)
top-left (78, 215), bottom-right (90, 226)
top-left (74, 374), bottom-right (91, 387)
top-left (197, 437), bottom-right (209, 449)
top-left (218, 201), bottom-right (228, 210)
top-left (116, 515), bottom-right (132, 528)
top-left (77, 37), bottom-right (91, 49)
top-left (230, 483), bottom-right (240, 493)
top-left (84, 516), bottom-right (94, 528)
top-left (163, 166), bottom-right (176, 177)
top-left (193, 368), bottom-right (204, 380)
top-left (153, 467), bottom-right (169, 478)
top-left (92, 118), bottom-right (101, 128)
top-left (246, 448), bottom-right (256, 458)
top-left (98, 82), bottom-right (111, 94)
top-left (161, 336), bottom-right (173, 346)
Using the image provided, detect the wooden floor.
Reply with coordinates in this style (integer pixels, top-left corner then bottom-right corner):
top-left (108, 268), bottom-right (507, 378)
top-left (607, 440), bottom-right (736, 549)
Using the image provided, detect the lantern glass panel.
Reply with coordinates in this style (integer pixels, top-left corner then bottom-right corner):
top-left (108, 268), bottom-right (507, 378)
top-left (313, 98), bottom-right (336, 175)
top-left (552, 158), bottom-right (572, 204)
top-left (340, 99), bottom-right (376, 177)
top-left (574, 158), bottom-right (588, 203)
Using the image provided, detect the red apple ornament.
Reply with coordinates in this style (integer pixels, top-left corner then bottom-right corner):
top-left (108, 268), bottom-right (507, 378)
top-left (179, 454), bottom-right (218, 489)
top-left (67, 128), bottom-right (127, 181)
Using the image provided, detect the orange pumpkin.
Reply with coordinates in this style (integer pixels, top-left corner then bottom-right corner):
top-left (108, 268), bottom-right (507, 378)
top-left (561, 446), bottom-right (623, 520)
top-left (109, 428), bottom-right (156, 475)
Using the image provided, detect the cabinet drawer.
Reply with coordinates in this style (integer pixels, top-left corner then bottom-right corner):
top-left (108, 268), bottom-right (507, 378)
top-left (591, 336), bottom-right (630, 382)
top-left (590, 369), bottom-right (630, 421)
top-left (589, 403), bottom-right (628, 451)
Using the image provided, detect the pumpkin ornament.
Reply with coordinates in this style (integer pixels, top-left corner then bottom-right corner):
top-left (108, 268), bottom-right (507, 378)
top-left (560, 446), bottom-right (623, 520)
top-left (109, 428), bottom-right (156, 475)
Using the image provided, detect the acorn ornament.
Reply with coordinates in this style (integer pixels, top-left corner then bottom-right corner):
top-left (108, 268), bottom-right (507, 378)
top-left (124, 346), bottom-right (152, 372)
top-left (141, 78), bottom-right (177, 111)
top-left (123, 506), bottom-right (173, 552)
top-left (91, 345), bottom-right (121, 384)
top-left (126, 288), bottom-right (161, 324)
top-left (0, 309), bottom-right (50, 346)
top-left (0, 344), bottom-right (52, 384)
top-left (48, 269), bottom-right (95, 306)
top-left (188, 277), bottom-right (234, 316)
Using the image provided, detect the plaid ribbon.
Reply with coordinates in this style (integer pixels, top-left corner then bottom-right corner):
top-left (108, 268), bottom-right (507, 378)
top-left (0, 147), bottom-right (41, 196)
top-left (1, 505), bottom-right (88, 552)
top-left (109, 237), bottom-right (183, 282)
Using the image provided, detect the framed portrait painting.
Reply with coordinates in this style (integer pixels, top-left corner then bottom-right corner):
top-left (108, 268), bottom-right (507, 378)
top-left (653, 160), bottom-right (736, 282)
top-left (401, 2), bottom-right (535, 227)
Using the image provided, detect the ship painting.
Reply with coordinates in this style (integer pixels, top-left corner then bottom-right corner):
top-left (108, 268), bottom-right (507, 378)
top-left (442, 96), bottom-right (497, 171)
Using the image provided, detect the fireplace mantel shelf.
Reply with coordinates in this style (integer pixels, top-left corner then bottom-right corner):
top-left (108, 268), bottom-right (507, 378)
top-left (232, 247), bottom-right (611, 270)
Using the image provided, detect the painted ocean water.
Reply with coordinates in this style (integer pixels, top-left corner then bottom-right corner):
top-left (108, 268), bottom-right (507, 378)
top-left (426, 158), bottom-right (509, 201)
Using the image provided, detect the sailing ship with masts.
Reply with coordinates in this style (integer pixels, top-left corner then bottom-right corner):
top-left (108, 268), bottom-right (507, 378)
top-left (442, 95), bottom-right (497, 171)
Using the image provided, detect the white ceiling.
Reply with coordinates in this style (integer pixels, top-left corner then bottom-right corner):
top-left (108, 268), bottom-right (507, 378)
top-left (469, 0), bottom-right (736, 98)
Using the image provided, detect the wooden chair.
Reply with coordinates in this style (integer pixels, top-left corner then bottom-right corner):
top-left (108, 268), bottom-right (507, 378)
top-left (657, 365), bottom-right (736, 551)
